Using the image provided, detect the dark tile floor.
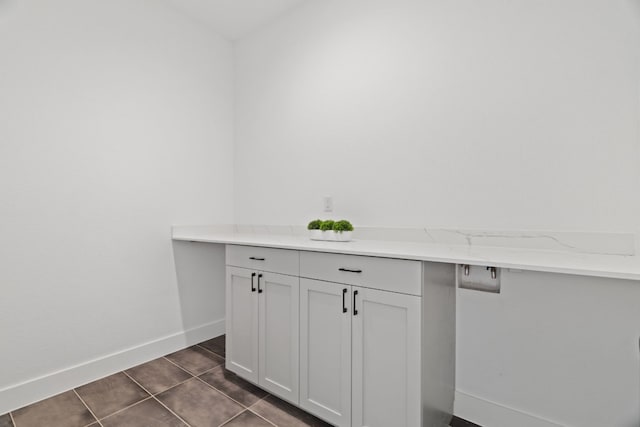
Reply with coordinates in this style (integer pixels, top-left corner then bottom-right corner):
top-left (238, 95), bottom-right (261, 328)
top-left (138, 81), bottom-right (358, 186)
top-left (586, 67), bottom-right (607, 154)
top-left (1, 335), bottom-right (332, 427)
top-left (1, 335), bottom-right (478, 427)
top-left (450, 417), bottom-right (481, 427)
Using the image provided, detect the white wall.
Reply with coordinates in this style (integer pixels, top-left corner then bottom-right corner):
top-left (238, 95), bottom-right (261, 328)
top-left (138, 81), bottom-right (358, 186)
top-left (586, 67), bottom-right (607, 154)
top-left (0, 0), bottom-right (233, 412)
top-left (234, 0), bottom-right (640, 232)
top-left (457, 271), bottom-right (640, 427)
top-left (234, 1), bottom-right (640, 426)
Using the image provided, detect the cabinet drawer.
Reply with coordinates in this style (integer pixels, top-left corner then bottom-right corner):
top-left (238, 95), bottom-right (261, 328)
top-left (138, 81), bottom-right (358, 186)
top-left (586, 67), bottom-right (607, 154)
top-left (226, 245), bottom-right (299, 276)
top-left (300, 251), bottom-right (422, 296)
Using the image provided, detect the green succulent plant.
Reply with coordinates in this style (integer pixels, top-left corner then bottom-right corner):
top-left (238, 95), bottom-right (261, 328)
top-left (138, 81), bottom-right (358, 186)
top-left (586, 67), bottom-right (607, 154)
top-left (320, 220), bottom-right (335, 231)
top-left (332, 220), bottom-right (354, 233)
top-left (307, 219), bottom-right (323, 230)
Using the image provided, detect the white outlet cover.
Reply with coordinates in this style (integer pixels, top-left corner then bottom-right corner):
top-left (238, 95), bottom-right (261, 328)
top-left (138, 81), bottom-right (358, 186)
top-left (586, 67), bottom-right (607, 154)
top-left (323, 196), bottom-right (333, 212)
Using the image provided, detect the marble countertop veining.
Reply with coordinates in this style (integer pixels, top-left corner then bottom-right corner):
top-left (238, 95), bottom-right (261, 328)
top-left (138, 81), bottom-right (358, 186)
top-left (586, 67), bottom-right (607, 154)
top-left (171, 225), bottom-right (640, 281)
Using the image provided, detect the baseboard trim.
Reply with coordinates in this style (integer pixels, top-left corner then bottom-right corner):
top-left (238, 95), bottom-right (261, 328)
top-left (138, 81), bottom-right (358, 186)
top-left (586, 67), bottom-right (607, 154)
top-left (454, 391), bottom-right (564, 427)
top-left (0, 319), bottom-right (225, 414)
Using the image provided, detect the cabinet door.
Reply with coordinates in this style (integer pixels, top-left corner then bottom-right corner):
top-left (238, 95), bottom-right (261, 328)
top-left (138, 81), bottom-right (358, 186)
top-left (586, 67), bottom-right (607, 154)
top-left (299, 279), bottom-right (352, 427)
top-left (352, 287), bottom-right (421, 427)
top-left (226, 266), bottom-right (259, 383)
top-left (258, 271), bottom-right (300, 403)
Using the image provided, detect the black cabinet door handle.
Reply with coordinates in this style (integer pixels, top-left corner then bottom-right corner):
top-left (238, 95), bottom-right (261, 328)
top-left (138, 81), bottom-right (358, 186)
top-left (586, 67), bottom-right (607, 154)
top-left (342, 288), bottom-right (348, 313)
top-left (251, 272), bottom-right (256, 292)
top-left (257, 273), bottom-right (263, 293)
top-left (353, 290), bottom-right (359, 316)
top-left (250, 257), bottom-right (265, 261)
top-left (339, 268), bottom-right (362, 273)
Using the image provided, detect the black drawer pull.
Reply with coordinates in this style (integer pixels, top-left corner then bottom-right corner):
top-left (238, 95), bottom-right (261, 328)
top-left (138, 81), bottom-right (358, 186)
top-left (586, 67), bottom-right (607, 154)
top-left (249, 257), bottom-right (265, 261)
top-left (342, 288), bottom-right (348, 313)
top-left (257, 273), bottom-right (263, 293)
top-left (251, 272), bottom-right (256, 292)
top-left (339, 268), bottom-right (362, 273)
top-left (353, 290), bottom-right (359, 316)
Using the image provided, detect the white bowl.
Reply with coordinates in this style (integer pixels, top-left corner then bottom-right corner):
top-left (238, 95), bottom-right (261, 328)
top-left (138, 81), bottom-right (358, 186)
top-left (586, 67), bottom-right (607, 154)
top-left (334, 231), bottom-right (353, 242)
top-left (322, 230), bottom-right (336, 241)
top-left (309, 229), bottom-right (323, 240)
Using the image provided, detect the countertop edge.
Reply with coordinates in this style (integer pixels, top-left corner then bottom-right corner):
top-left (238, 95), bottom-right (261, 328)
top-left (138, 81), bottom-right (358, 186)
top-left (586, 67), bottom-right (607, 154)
top-left (171, 230), bottom-right (640, 282)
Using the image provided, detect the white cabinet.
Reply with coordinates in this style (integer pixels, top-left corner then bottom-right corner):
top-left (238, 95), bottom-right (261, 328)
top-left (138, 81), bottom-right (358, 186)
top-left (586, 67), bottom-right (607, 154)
top-left (226, 267), bottom-right (259, 382)
top-left (227, 246), bottom-right (455, 427)
top-left (225, 246), bottom-right (299, 404)
top-left (300, 279), bottom-right (352, 427)
top-left (351, 286), bottom-right (421, 427)
top-left (299, 251), bottom-right (422, 296)
top-left (258, 270), bottom-right (299, 402)
top-left (299, 252), bottom-right (423, 427)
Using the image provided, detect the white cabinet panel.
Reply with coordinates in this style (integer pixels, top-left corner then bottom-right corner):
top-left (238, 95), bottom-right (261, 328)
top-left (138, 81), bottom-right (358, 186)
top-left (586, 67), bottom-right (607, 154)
top-left (300, 278), bottom-right (352, 427)
top-left (259, 272), bottom-right (299, 403)
top-left (225, 267), bottom-right (259, 383)
top-left (352, 287), bottom-right (421, 427)
top-left (300, 251), bottom-right (422, 296)
top-left (226, 245), bottom-right (299, 276)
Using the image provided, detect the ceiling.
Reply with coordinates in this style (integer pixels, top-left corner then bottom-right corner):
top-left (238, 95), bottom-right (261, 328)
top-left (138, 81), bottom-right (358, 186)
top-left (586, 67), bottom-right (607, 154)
top-left (162, 0), bottom-right (308, 40)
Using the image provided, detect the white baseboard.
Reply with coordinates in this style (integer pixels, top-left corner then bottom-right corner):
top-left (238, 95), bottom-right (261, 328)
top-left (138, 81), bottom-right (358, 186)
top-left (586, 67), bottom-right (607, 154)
top-left (0, 319), bottom-right (225, 415)
top-left (454, 391), bottom-right (565, 427)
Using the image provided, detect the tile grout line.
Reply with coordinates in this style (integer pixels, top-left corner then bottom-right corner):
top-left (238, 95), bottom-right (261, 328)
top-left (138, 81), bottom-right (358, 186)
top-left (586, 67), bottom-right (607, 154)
top-left (195, 343), bottom-right (225, 359)
top-left (246, 393), bottom-right (327, 427)
top-left (77, 357), bottom-right (194, 424)
top-left (217, 408), bottom-right (275, 427)
top-left (216, 408), bottom-right (248, 427)
top-left (122, 371), bottom-right (194, 427)
top-left (150, 354), bottom-right (265, 427)
top-left (196, 341), bottom-right (291, 427)
top-left (162, 355), bottom-right (207, 377)
top-left (160, 352), bottom-right (256, 410)
top-left (247, 393), bottom-right (271, 410)
top-left (97, 396), bottom-right (155, 423)
top-left (243, 394), bottom-right (280, 427)
top-left (160, 354), bottom-right (264, 411)
top-left (217, 411), bottom-right (243, 427)
top-left (151, 400), bottom-right (193, 427)
top-left (178, 344), bottom-right (278, 427)
top-left (126, 362), bottom-right (209, 401)
top-left (72, 389), bottom-right (103, 427)
top-left (147, 372), bottom-right (195, 395)
top-left (8, 339), bottom-right (297, 427)
top-left (195, 364), bottom-right (221, 376)
top-left (165, 348), bottom-right (277, 424)
top-left (245, 408), bottom-right (279, 427)
top-left (6, 341), bottom-right (252, 427)
top-left (192, 375), bottom-right (254, 411)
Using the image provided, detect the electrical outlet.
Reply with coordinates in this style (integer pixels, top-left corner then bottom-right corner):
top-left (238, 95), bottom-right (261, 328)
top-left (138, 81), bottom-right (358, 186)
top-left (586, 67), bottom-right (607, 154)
top-left (323, 196), bottom-right (333, 212)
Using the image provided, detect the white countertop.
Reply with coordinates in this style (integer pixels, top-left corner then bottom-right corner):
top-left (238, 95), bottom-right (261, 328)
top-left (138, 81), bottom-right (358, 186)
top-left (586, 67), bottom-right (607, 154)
top-left (171, 225), bottom-right (640, 281)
